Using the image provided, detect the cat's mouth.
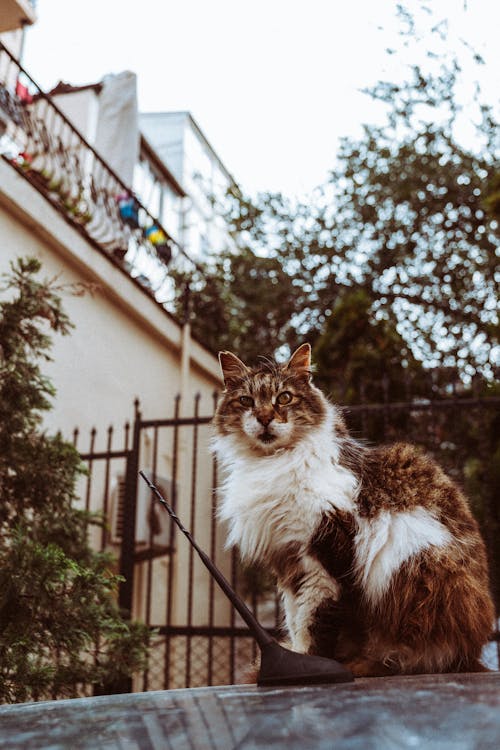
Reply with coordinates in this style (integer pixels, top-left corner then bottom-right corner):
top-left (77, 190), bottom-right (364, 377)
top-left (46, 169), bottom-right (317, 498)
top-left (258, 431), bottom-right (277, 444)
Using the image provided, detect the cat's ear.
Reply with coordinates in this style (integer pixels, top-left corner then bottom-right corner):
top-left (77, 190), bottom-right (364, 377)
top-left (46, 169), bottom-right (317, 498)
top-left (286, 343), bottom-right (311, 375)
top-left (218, 351), bottom-right (249, 389)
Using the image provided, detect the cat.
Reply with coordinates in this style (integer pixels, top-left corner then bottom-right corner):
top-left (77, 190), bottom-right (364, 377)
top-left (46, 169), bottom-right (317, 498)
top-left (213, 343), bottom-right (495, 677)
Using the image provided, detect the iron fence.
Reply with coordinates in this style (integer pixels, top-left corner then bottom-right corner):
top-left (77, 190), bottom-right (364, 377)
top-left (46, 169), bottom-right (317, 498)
top-left (0, 41), bottom-right (198, 313)
top-left (76, 392), bottom-right (500, 693)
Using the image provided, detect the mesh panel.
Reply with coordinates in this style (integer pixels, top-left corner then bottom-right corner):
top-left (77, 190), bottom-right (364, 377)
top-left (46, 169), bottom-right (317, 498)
top-left (139, 635), bottom-right (260, 690)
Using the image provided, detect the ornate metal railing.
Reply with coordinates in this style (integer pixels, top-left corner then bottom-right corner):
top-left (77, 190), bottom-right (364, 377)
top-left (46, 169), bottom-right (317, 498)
top-left (0, 41), bottom-right (196, 314)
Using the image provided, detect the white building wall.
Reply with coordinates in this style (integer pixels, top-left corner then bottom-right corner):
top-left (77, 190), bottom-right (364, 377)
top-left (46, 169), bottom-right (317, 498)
top-left (139, 112), bottom-right (185, 185)
top-left (140, 111), bottom-right (237, 258)
top-left (0, 29), bottom-right (23, 57)
top-left (0, 158), bottom-right (220, 440)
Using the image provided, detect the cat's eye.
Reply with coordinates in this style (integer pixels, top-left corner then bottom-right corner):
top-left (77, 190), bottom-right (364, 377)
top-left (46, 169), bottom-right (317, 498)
top-left (276, 391), bottom-right (293, 405)
top-left (239, 395), bottom-right (254, 407)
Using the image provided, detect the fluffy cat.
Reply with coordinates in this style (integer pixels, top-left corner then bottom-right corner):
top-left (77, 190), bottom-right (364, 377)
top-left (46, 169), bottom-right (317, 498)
top-left (213, 343), bottom-right (494, 677)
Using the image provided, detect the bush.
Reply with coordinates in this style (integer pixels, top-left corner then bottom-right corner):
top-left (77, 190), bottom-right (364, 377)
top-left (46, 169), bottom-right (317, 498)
top-left (0, 257), bottom-right (150, 702)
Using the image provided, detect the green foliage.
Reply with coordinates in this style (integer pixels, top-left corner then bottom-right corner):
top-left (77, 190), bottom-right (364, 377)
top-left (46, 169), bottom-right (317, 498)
top-left (311, 289), bottom-right (432, 403)
top-left (483, 171), bottom-right (500, 221)
top-left (0, 257), bottom-right (150, 703)
top-left (176, 4), bottom-right (498, 396)
top-left (171, 245), bottom-right (300, 364)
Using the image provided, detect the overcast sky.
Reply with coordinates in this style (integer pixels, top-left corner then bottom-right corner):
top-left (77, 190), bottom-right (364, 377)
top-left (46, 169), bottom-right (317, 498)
top-left (22, 0), bottom-right (500, 196)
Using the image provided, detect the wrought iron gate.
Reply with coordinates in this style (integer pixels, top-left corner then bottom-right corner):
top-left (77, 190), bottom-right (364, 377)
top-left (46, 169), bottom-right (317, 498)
top-left (77, 392), bottom-right (500, 692)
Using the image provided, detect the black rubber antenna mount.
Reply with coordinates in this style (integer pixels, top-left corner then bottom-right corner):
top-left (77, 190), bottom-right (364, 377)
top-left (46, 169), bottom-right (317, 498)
top-left (139, 470), bottom-right (353, 687)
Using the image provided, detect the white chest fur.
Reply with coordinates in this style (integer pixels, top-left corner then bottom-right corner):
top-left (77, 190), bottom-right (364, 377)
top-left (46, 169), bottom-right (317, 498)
top-left (214, 418), bottom-right (358, 563)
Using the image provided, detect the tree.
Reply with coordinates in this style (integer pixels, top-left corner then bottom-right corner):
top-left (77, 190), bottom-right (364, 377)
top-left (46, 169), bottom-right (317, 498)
top-left (172, 245), bottom-right (301, 365)
top-left (0, 257), bottom-right (149, 703)
top-left (177, 3), bottom-right (498, 394)
top-left (484, 171), bottom-right (500, 222)
top-left (312, 288), bottom-right (432, 403)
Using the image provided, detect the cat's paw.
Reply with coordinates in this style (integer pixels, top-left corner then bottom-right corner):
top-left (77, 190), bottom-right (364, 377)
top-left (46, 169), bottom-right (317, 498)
top-left (344, 657), bottom-right (394, 678)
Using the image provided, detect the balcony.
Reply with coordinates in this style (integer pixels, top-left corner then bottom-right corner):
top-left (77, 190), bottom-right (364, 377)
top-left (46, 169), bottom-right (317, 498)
top-left (0, 41), bottom-right (197, 315)
top-left (0, 0), bottom-right (37, 34)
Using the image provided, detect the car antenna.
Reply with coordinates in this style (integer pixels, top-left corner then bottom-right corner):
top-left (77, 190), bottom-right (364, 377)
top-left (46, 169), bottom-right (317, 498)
top-left (139, 470), bottom-right (353, 686)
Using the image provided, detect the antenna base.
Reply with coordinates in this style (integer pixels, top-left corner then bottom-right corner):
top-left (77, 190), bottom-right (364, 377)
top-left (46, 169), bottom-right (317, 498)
top-left (258, 641), bottom-right (354, 686)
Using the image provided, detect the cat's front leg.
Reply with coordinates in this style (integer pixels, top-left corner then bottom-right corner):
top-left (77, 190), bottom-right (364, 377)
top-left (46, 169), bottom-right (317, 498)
top-left (282, 554), bottom-right (341, 654)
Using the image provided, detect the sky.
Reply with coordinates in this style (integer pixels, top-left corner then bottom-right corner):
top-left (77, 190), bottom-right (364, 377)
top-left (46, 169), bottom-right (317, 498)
top-left (21, 0), bottom-right (500, 197)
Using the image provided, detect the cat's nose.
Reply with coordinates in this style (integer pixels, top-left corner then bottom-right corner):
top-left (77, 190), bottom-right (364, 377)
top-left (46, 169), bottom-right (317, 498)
top-left (256, 411), bottom-right (274, 427)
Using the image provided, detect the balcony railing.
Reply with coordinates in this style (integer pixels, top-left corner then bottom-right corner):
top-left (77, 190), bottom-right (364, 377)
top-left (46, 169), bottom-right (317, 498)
top-left (0, 42), bottom-right (198, 315)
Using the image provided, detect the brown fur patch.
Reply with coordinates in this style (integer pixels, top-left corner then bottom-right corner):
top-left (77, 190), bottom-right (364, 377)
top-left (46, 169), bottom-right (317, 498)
top-left (271, 542), bottom-right (304, 594)
top-left (342, 442), bottom-right (495, 674)
top-left (307, 512), bottom-right (365, 662)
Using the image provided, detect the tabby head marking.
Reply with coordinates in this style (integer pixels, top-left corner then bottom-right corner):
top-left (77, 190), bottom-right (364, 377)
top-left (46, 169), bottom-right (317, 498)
top-left (214, 344), bottom-right (327, 454)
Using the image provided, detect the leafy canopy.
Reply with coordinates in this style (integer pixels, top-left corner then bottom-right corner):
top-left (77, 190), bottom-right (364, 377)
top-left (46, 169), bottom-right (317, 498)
top-left (174, 3), bottom-right (499, 394)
